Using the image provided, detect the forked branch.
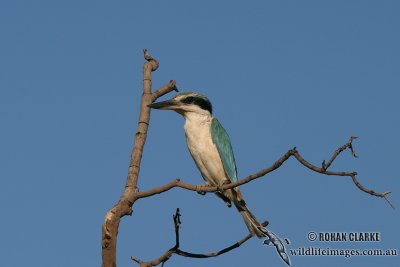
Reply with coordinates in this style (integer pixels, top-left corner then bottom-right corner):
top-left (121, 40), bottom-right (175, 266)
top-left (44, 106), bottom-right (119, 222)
top-left (101, 50), bottom-right (177, 267)
top-left (131, 209), bottom-right (268, 267)
top-left (134, 137), bottom-right (393, 208)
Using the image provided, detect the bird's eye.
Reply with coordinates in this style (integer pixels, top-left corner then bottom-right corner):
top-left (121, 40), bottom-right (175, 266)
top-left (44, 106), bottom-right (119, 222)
top-left (185, 96), bottom-right (194, 103)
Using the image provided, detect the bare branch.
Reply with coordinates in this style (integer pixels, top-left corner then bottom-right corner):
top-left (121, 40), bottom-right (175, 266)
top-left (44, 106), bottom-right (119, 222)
top-left (173, 208), bottom-right (181, 249)
top-left (131, 209), bottom-right (266, 267)
top-left (350, 175), bottom-right (394, 208)
top-left (322, 136), bottom-right (358, 171)
top-left (135, 140), bottom-right (392, 208)
top-left (143, 49), bottom-right (159, 71)
top-left (175, 231), bottom-right (255, 258)
top-left (152, 80), bottom-right (179, 101)
top-left (101, 50), bottom-right (176, 267)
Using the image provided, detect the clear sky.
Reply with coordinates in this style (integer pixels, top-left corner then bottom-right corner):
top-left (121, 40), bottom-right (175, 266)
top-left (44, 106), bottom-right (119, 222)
top-left (0, 1), bottom-right (399, 267)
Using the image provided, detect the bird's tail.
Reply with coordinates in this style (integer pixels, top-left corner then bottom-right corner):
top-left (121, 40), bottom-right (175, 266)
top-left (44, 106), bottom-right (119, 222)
top-left (232, 189), bottom-right (267, 238)
top-left (238, 207), bottom-right (267, 238)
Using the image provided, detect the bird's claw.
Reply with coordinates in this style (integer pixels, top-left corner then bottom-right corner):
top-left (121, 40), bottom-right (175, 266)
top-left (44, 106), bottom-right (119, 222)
top-left (216, 179), bottom-right (231, 193)
top-left (196, 184), bottom-right (209, 195)
top-left (222, 179), bottom-right (231, 184)
top-left (216, 185), bottom-right (223, 193)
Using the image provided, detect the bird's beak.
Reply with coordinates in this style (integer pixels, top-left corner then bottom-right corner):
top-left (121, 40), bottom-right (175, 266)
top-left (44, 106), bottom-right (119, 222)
top-left (148, 99), bottom-right (180, 110)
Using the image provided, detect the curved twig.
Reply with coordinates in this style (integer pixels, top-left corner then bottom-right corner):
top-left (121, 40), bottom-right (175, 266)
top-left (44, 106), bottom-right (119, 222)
top-left (131, 209), bottom-right (267, 267)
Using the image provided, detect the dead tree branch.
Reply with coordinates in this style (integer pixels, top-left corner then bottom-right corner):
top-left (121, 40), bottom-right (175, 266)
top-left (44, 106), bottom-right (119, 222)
top-left (322, 136), bottom-right (358, 171)
top-left (134, 138), bottom-right (393, 208)
top-left (131, 209), bottom-right (267, 267)
top-left (101, 49), bottom-right (177, 267)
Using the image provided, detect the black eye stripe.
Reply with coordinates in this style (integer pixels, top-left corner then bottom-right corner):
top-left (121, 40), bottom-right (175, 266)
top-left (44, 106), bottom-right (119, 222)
top-left (184, 96), bottom-right (194, 103)
top-left (193, 98), bottom-right (212, 113)
top-left (181, 96), bottom-right (212, 114)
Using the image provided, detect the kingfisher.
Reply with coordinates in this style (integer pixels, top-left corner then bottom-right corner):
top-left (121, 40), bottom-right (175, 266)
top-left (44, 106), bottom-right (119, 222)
top-left (149, 92), bottom-right (290, 265)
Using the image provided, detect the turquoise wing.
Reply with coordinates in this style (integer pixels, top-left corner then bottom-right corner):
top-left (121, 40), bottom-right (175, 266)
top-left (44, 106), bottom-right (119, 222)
top-left (211, 118), bottom-right (238, 182)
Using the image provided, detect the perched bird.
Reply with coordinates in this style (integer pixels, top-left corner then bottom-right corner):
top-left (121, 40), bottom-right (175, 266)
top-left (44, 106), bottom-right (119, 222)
top-left (149, 92), bottom-right (290, 265)
top-left (148, 92), bottom-right (266, 237)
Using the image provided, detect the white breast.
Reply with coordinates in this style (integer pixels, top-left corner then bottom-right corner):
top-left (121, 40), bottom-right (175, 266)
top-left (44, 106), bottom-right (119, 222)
top-left (183, 113), bottom-right (227, 186)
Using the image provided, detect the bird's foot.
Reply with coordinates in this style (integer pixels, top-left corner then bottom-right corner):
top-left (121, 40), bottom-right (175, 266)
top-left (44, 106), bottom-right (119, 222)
top-left (222, 179), bottom-right (231, 184)
top-left (216, 179), bottom-right (231, 193)
top-left (224, 200), bottom-right (232, 208)
top-left (196, 183), bottom-right (210, 195)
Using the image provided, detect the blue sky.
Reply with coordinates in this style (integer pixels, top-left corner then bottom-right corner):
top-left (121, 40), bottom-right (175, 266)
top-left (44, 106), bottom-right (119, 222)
top-left (0, 1), bottom-right (399, 266)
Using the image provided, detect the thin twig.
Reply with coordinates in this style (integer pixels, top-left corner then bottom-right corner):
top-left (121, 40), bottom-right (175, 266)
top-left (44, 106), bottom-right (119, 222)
top-left (322, 136), bottom-right (358, 171)
top-left (152, 80), bottom-right (178, 101)
top-left (143, 49), bottom-right (159, 71)
top-left (173, 208), bottom-right (181, 249)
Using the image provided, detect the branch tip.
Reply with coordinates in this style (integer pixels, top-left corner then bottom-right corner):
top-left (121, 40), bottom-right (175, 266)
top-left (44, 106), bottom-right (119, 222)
top-left (143, 49), bottom-right (159, 70)
top-left (383, 195), bottom-right (395, 209)
top-left (143, 49), bottom-right (152, 61)
top-left (131, 256), bottom-right (142, 264)
top-left (322, 160), bottom-right (327, 170)
top-left (322, 136), bottom-right (361, 171)
top-left (173, 208), bottom-right (181, 225)
top-left (169, 80), bottom-right (179, 92)
top-left (152, 80), bottom-right (178, 101)
top-left (349, 136), bottom-right (358, 158)
top-left (383, 191), bottom-right (391, 196)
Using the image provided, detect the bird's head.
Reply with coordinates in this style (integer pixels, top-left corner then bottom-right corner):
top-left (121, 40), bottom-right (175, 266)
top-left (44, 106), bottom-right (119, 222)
top-left (148, 92), bottom-right (212, 116)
